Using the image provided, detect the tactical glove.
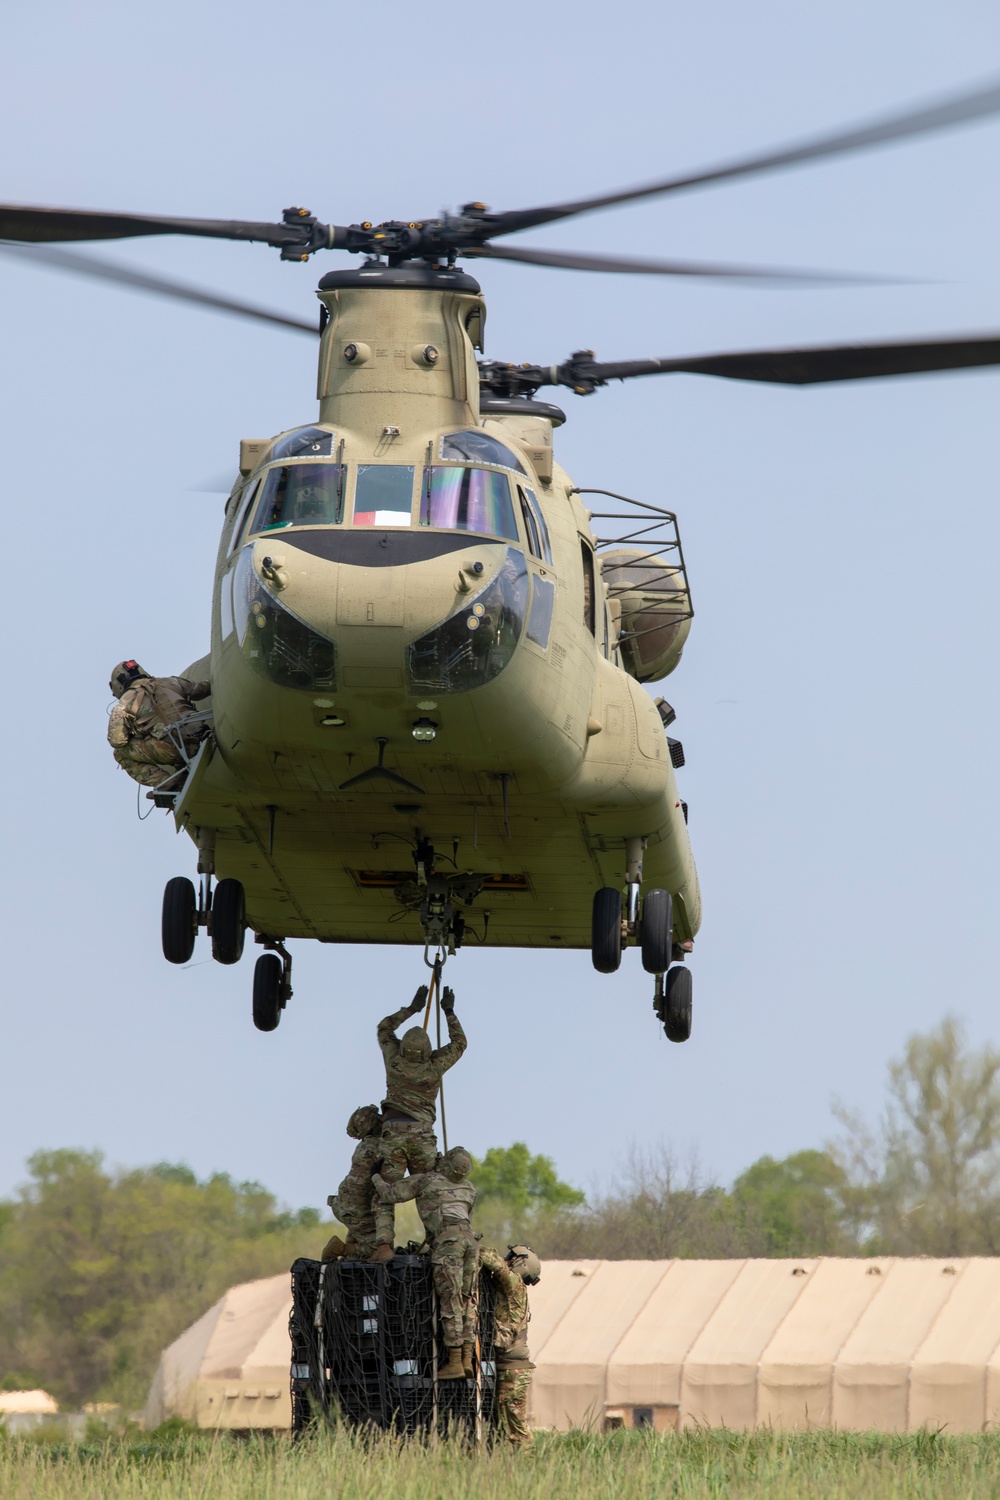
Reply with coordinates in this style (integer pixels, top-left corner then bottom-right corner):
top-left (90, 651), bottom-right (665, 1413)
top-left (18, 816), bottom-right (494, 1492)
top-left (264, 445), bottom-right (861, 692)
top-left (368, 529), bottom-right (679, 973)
top-left (408, 985), bottom-right (429, 1015)
top-left (441, 987), bottom-right (456, 1014)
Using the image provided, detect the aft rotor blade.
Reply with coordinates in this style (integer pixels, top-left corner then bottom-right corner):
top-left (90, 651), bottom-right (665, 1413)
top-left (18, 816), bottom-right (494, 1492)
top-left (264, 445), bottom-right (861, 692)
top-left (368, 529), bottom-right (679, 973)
top-left (469, 241), bottom-right (893, 286)
top-left (0, 242), bottom-right (318, 333)
top-left (578, 336), bottom-right (1000, 387)
top-left (485, 76), bottom-right (1000, 238)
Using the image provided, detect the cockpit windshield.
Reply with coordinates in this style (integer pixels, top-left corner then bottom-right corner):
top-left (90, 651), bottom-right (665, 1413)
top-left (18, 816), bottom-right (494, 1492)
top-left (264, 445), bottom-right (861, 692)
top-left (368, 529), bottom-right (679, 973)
top-left (249, 463), bottom-right (345, 533)
top-left (419, 467), bottom-right (518, 540)
top-left (271, 425), bottom-right (336, 461)
top-left (439, 430), bottom-right (527, 473)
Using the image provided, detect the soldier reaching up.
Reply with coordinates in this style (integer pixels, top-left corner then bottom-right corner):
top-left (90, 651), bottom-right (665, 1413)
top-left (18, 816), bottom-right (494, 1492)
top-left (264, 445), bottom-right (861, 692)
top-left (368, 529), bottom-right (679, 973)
top-left (373, 1146), bottom-right (478, 1381)
top-left (479, 1244), bottom-right (541, 1449)
top-left (371, 984), bottom-right (467, 1260)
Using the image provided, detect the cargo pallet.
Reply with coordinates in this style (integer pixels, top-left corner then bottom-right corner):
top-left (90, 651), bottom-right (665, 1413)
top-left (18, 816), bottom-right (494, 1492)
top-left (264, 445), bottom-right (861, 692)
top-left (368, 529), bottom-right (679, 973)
top-left (290, 1255), bottom-right (498, 1440)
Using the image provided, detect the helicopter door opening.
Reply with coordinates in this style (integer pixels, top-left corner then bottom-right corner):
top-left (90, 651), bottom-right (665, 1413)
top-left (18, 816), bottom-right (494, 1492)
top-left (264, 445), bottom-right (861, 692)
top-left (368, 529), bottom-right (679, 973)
top-left (352, 465), bottom-right (415, 526)
top-left (581, 541), bottom-right (596, 635)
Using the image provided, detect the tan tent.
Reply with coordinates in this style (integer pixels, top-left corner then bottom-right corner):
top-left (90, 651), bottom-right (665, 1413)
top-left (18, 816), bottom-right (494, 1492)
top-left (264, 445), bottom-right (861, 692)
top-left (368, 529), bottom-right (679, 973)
top-left (147, 1257), bottom-right (1000, 1434)
top-left (145, 1273), bottom-right (291, 1430)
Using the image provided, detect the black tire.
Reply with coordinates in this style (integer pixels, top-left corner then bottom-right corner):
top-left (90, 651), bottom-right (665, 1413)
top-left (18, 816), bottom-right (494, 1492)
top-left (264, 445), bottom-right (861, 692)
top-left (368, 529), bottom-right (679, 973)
top-left (640, 889), bottom-right (673, 975)
top-left (253, 954), bottom-right (283, 1032)
top-left (211, 878), bottom-right (246, 966)
top-left (162, 876), bottom-right (196, 965)
top-left (663, 964), bottom-right (693, 1043)
top-left (591, 887), bottom-right (623, 974)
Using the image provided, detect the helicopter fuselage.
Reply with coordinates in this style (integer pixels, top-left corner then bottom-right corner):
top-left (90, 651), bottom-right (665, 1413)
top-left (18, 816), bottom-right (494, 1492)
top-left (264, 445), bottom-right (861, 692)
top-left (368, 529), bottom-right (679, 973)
top-left (173, 264), bottom-right (701, 955)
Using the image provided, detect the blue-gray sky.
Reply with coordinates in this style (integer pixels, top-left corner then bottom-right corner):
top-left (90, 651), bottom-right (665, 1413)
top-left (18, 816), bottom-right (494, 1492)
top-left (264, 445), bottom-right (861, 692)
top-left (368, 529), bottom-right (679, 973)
top-left (1, 1), bottom-right (998, 1210)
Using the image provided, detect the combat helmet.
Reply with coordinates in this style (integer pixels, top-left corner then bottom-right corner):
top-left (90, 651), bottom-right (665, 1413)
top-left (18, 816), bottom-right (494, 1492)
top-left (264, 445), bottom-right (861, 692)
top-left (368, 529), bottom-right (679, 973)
top-left (400, 1026), bottom-right (432, 1062)
top-left (109, 660), bottom-right (149, 698)
top-left (442, 1146), bottom-right (472, 1181)
top-left (506, 1244), bottom-right (542, 1285)
top-left (346, 1104), bottom-right (381, 1140)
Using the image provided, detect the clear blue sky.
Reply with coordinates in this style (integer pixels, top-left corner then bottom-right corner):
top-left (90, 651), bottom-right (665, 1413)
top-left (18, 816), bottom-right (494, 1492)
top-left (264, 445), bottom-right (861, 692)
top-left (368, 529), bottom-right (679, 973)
top-left (0, 1), bottom-right (997, 1212)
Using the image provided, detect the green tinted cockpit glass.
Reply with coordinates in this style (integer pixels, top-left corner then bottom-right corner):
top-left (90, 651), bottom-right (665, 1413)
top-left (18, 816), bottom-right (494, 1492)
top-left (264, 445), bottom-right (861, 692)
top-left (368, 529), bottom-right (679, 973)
top-left (419, 467), bottom-right (518, 541)
top-left (249, 463), bottom-right (345, 533)
top-left (352, 465), bottom-right (415, 526)
top-left (439, 429), bottom-right (527, 473)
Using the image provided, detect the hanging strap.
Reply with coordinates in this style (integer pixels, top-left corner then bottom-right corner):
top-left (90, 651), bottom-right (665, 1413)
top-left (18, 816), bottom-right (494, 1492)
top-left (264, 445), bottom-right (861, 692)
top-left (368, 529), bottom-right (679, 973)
top-left (420, 955), bottom-right (449, 1154)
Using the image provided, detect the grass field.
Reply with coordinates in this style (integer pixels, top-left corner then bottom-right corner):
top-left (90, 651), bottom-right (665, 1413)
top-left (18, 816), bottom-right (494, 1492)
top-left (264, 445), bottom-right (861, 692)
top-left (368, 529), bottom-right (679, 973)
top-left (3, 1424), bottom-right (1000, 1499)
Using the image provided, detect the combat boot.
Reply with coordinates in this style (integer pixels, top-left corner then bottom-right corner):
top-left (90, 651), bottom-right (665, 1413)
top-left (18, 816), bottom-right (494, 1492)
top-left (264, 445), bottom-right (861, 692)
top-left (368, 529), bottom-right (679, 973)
top-left (438, 1347), bottom-right (466, 1380)
top-left (461, 1342), bottom-right (475, 1378)
top-left (369, 1243), bottom-right (394, 1264)
top-left (320, 1233), bottom-right (348, 1261)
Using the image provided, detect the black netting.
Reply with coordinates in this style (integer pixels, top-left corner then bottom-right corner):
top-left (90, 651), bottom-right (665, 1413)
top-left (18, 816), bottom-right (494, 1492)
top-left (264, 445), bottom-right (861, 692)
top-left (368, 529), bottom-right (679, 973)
top-left (290, 1256), bottom-right (499, 1441)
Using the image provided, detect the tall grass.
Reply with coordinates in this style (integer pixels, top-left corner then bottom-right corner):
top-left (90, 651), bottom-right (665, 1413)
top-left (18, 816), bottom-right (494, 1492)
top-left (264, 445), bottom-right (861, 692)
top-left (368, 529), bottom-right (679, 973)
top-left (3, 1425), bottom-right (1000, 1499)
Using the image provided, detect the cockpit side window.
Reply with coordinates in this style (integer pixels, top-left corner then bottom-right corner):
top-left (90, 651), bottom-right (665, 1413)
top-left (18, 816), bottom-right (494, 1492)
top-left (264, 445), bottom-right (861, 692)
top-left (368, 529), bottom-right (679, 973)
top-left (420, 467), bottom-right (519, 541)
top-left (228, 480), bottom-right (260, 556)
top-left (248, 463), bottom-right (345, 535)
top-left (581, 540), bottom-right (596, 636)
top-left (517, 485), bottom-right (553, 564)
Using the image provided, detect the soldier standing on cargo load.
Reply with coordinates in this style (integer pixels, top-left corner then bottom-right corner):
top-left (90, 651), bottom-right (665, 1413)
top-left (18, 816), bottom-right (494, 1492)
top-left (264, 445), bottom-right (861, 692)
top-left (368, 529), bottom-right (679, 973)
top-left (321, 1104), bottom-right (384, 1263)
top-left (372, 1146), bottom-right (478, 1381)
top-left (107, 660), bottom-right (212, 788)
top-left (370, 983), bottom-right (467, 1261)
top-left (479, 1244), bottom-right (541, 1449)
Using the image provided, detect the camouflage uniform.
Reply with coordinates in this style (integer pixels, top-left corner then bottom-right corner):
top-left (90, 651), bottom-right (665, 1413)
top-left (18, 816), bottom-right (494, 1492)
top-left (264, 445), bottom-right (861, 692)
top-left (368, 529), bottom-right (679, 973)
top-left (326, 1105), bottom-right (384, 1260)
top-left (377, 992), bottom-right (466, 1186)
top-left (107, 664), bottom-right (211, 788)
top-left (480, 1246), bottom-right (537, 1449)
top-left (373, 1157), bottom-right (478, 1349)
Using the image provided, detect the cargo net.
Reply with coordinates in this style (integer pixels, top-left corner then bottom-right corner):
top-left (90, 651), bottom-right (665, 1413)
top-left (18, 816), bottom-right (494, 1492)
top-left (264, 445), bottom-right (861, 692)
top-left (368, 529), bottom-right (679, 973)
top-left (290, 1256), bottom-right (498, 1441)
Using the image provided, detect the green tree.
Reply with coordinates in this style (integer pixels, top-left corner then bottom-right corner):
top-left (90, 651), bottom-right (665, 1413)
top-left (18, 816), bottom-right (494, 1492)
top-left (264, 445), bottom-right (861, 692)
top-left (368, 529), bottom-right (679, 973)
top-left (0, 1150), bottom-right (322, 1410)
top-left (732, 1150), bottom-right (851, 1256)
top-left (469, 1143), bottom-right (584, 1247)
top-left (832, 1016), bottom-right (1000, 1255)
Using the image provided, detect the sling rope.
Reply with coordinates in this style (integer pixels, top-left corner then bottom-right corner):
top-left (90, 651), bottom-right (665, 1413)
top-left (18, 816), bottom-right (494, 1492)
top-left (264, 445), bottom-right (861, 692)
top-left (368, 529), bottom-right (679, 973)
top-left (421, 954), bottom-right (449, 1153)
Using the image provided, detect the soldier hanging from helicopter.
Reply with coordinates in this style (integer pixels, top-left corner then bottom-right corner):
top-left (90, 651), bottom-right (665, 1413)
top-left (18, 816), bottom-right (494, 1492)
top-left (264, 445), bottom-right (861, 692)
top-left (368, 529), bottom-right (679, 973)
top-left (370, 981), bottom-right (467, 1262)
top-left (107, 660), bottom-right (212, 789)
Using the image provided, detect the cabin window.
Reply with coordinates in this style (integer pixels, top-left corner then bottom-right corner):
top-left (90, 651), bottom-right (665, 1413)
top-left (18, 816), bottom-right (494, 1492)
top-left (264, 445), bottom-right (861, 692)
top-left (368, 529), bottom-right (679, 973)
top-left (517, 485), bottom-right (552, 563)
top-left (407, 548), bottom-right (529, 692)
top-left (249, 463), bottom-right (345, 534)
top-left (439, 430), bottom-right (527, 474)
top-left (419, 467), bottom-right (518, 541)
top-left (353, 465), bottom-right (415, 526)
top-left (581, 540), bottom-right (596, 635)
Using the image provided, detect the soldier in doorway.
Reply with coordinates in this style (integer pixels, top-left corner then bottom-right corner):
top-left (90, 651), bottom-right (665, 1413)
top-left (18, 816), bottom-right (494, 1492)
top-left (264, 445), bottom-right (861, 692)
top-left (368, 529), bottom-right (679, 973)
top-left (479, 1244), bottom-right (541, 1448)
top-left (372, 1145), bottom-right (478, 1380)
top-left (107, 660), bottom-right (212, 788)
top-left (371, 983), bottom-right (467, 1259)
top-left (322, 1104), bottom-right (384, 1262)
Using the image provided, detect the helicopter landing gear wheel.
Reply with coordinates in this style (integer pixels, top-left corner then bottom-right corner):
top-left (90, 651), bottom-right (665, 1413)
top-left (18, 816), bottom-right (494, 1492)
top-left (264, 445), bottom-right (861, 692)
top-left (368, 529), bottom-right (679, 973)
top-left (162, 876), bottom-right (197, 965)
top-left (211, 878), bottom-right (246, 966)
top-left (253, 954), bottom-right (283, 1032)
top-left (660, 965), bottom-right (692, 1044)
top-left (640, 889), bottom-right (672, 975)
top-left (591, 887), bottom-right (623, 974)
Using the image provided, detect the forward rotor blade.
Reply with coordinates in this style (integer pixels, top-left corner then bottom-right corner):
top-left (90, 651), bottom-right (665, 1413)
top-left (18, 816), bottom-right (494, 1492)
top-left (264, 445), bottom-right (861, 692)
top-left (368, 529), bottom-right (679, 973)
top-left (0, 203), bottom-right (301, 246)
top-left (0, 242), bottom-right (317, 333)
top-left (577, 335), bottom-right (1000, 387)
top-left (469, 241), bottom-right (894, 285)
top-left (485, 76), bottom-right (1000, 238)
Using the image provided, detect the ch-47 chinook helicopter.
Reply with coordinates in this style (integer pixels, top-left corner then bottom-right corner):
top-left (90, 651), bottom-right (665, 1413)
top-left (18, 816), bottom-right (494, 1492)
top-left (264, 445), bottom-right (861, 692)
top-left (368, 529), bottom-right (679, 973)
top-left (6, 76), bottom-right (1000, 1041)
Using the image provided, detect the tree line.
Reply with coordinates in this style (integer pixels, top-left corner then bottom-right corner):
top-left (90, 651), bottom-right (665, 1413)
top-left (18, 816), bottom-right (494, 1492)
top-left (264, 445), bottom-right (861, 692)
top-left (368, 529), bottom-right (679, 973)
top-left (1, 1016), bottom-right (997, 1411)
